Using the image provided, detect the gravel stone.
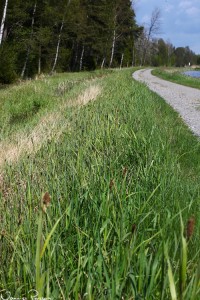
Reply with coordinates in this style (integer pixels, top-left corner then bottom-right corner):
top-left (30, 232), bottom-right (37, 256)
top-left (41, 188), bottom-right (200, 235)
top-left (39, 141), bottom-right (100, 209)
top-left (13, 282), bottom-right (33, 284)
top-left (133, 69), bottom-right (200, 137)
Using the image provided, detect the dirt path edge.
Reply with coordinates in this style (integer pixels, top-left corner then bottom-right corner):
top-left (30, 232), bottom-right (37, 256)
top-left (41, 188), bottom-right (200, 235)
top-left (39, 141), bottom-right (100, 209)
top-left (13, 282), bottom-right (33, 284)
top-left (133, 69), bottom-right (200, 137)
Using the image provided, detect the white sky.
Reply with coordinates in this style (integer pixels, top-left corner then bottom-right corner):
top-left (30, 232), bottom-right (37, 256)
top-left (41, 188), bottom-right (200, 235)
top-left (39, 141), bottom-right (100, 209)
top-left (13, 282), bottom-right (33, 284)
top-left (134, 0), bottom-right (200, 54)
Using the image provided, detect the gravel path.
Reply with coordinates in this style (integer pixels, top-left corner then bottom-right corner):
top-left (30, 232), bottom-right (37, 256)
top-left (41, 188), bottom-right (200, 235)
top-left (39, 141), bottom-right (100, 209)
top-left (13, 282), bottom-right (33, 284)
top-left (133, 69), bottom-right (200, 137)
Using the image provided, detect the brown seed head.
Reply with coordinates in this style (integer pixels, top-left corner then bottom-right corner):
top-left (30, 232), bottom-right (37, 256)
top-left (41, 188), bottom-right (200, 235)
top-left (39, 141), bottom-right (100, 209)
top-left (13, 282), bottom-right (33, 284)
top-left (109, 179), bottom-right (114, 190)
top-left (122, 167), bottom-right (127, 177)
top-left (1, 230), bottom-right (6, 237)
top-left (186, 216), bottom-right (195, 240)
top-left (18, 215), bottom-right (22, 225)
top-left (131, 223), bottom-right (136, 234)
top-left (42, 192), bottom-right (51, 212)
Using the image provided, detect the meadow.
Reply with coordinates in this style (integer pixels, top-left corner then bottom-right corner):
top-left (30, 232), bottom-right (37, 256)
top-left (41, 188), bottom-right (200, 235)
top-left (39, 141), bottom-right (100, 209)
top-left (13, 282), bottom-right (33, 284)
top-left (0, 68), bottom-right (200, 299)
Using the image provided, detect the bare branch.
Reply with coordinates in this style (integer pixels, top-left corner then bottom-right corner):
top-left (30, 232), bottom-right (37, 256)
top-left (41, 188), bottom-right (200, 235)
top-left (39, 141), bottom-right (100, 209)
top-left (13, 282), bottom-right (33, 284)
top-left (148, 7), bottom-right (162, 40)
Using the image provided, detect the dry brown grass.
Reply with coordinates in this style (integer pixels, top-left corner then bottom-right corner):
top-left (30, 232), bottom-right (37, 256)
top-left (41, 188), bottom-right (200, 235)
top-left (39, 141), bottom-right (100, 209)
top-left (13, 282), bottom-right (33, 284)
top-left (69, 84), bottom-right (102, 106)
top-left (0, 84), bottom-right (101, 169)
top-left (0, 112), bottom-right (67, 167)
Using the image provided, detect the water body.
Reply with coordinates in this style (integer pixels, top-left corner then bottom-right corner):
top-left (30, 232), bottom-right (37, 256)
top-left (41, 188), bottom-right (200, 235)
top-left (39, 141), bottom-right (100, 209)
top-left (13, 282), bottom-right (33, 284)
top-left (183, 71), bottom-right (200, 78)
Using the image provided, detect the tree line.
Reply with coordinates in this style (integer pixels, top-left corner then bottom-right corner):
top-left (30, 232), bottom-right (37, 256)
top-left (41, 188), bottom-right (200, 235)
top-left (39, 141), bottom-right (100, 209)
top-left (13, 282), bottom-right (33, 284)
top-left (0, 1), bottom-right (199, 84)
top-left (0, 0), bottom-right (142, 83)
top-left (134, 8), bottom-right (200, 68)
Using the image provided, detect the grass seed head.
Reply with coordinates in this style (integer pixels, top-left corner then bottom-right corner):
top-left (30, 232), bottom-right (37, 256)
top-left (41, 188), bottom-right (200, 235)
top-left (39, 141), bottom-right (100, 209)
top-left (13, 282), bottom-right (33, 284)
top-left (109, 179), bottom-right (114, 190)
top-left (186, 216), bottom-right (195, 240)
top-left (42, 192), bottom-right (51, 213)
top-left (131, 223), bottom-right (136, 234)
top-left (122, 167), bottom-right (127, 177)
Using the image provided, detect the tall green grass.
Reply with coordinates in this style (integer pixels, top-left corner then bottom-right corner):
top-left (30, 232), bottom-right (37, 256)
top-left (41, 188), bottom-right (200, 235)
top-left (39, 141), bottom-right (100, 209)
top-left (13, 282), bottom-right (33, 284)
top-left (0, 69), bottom-right (200, 299)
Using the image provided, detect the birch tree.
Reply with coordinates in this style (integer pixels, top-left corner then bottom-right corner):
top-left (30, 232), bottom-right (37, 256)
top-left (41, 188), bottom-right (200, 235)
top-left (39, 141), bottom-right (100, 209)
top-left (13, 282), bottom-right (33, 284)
top-left (51, 0), bottom-right (71, 74)
top-left (51, 17), bottom-right (64, 73)
top-left (109, 0), bottom-right (137, 68)
top-left (141, 7), bottom-right (161, 65)
top-left (109, 17), bottom-right (116, 67)
top-left (21, 1), bottom-right (37, 77)
top-left (0, 0), bottom-right (8, 45)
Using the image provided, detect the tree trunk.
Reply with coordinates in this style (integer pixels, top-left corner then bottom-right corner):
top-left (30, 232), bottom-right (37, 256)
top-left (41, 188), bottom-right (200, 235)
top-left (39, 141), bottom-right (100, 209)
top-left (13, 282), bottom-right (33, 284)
top-left (0, 0), bottom-right (9, 46)
top-left (51, 18), bottom-right (64, 74)
top-left (101, 57), bottom-right (106, 69)
top-left (120, 53), bottom-right (124, 69)
top-left (21, 48), bottom-right (30, 78)
top-left (21, 1), bottom-right (37, 78)
top-left (38, 45), bottom-right (41, 75)
top-left (109, 29), bottom-right (116, 68)
top-left (132, 44), bottom-right (135, 67)
top-left (51, 0), bottom-right (71, 73)
top-left (79, 45), bottom-right (85, 71)
top-left (73, 43), bottom-right (79, 71)
top-left (142, 41), bottom-right (149, 66)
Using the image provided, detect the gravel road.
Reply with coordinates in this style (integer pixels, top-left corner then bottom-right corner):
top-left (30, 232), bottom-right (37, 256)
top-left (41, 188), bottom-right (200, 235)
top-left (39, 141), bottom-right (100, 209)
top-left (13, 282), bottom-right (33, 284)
top-left (133, 69), bottom-right (200, 137)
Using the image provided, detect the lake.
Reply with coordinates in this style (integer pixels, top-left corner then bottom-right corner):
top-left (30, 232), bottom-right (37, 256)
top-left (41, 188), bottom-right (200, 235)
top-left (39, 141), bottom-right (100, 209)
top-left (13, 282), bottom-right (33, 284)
top-left (183, 71), bottom-right (200, 78)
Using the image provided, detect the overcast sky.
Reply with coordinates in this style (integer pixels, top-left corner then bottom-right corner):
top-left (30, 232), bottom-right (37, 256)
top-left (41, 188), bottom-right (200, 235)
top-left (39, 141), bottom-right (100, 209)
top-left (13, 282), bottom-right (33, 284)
top-left (134, 0), bottom-right (200, 54)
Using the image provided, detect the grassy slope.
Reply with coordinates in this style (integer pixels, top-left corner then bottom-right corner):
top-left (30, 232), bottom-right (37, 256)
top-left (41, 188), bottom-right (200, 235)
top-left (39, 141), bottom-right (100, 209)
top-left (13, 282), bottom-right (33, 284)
top-left (0, 69), bottom-right (200, 299)
top-left (152, 68), bottom-right (200, 90)
top-left (0, 70), bottom-right (109, 140)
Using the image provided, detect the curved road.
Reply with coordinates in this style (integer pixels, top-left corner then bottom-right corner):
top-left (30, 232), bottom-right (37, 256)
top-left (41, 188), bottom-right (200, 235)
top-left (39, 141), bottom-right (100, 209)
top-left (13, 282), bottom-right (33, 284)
top-left (133, 69), bottom-right (200, 137)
